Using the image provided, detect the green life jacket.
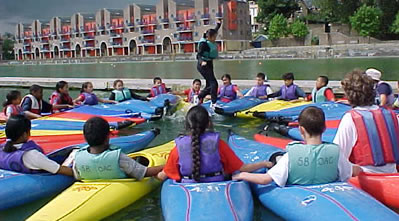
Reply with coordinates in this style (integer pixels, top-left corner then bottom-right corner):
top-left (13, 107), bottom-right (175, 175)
top-left (198, 38), bottom-right (218, 61)
top-left (112, 88), bottom-right (132, 102)
top-left (311, 86), bottom-right (329, 103)
top-left (287, 142), bottom-right (339, 185)
top-left (75, 145), bottom-right (127, 180)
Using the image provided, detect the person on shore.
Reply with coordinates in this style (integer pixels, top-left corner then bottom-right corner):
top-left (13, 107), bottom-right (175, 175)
top-left (233, 106), bottom-right (356, 186)
top-left (50, 81), bottom-right (74, 112)
top-left (333, 69), bottom-right (399, 174)
top-left (365, 68), bottom-right (395, 107)
top-left (268, 72), bottom-right (306, 101)
top-left (173, 79), bottom-right (202, 104)
top-left (307, 76), bottom-right (335, 103)
top-left (109, 79), bottom-right (149, 102)
top-left (21, 84), bottom-right (52, 119)
top-left (148, 77), bottom-right (171, 98)
top-left (245, 73), bottom-right (273, 99)
top-left (73, 117), bottom-right (163, 180)
top-left (0, 115), bottom-right (73, 176)
top-left (218, 74), bottom-right (243, 103)
top-left (74, 82), bottom-right (117, 105)
top-left (196, 20), bottom-right (222, 110)
top-left (2, 90), bottom-right (24, 121)
top-left (157, 105), bottom-right (273, 183)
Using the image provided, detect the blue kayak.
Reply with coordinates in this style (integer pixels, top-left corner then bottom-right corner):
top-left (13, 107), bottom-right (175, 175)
top-left (161, 179), bottom-right (253, 221)
top-left (214, 96), bottom-right (267, 116)
top-left (287, 127), bottom-right (337, 143)
top-left (0, 129), bottom-right (159, 211)
top-left (227, 132), bottom-right (399, 220)
top-left (28, 119), bottom-right (128, 130)
top-left (68, 105), bottom-right (147, 118)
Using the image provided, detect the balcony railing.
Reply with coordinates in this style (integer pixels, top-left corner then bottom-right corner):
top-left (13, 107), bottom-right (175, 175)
top-left (141, 39), bottom-right (155, 44)
top-left (84, 35), bottom-right (95, 40)
top-left (216, 12), bottom-right (223, 18)
top-left (127, 22), bottom-right (134, 27)
top-left (186, 14), bottom-right (195, 20)
top-left (41, 39), bottom-right (49, 43)
top-left (178, 36), bottom-right (193, 41)
top-left (141, 29), bottom-right (155, 35)
top-left (201, 14), bottom-right (210, 19)
top-left (160, 18), bottom-right (169, 23)
top-left (177, 26), bottom-right (193, 32)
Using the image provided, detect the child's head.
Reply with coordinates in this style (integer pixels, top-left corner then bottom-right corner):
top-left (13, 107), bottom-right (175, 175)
top-left (80, 82), bottom-right (94, 93)
top-left (365, 68), bottom-right (381, 83)
top-left (341, 69), bottom-right (375, 107)
top-left (83, 117), bottom-right (110, 147)
top-left (56, 81), bottom-right (69, 94)
top-left (153, 77), bottom-right (163, 86)
top-left (316, 76), bottom-right (329, 89)
top-left (256, 73), bottom-right (266, 86)
top-left (282, 72), bottom-right (294, 86)
top-left (206, 28), bottom-right (218, 42)
top-left (3, 115), bottom-right (31, 152)
top-left (113, 80), bottom-right (124, 90)
top-left (221, 74), bottom-right (232, 86)
top-left (192, 79), bottom-right (201, 91)
top-left (3, 90), bottom-right (22, 107)
top-left (30, 84), bottom-right (43, 100)
top-left (298, 106), bottom-right (325, 138)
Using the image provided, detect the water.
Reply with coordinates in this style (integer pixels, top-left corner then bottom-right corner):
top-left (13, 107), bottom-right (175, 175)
top-left (1, 57), bottom-right (399, 80)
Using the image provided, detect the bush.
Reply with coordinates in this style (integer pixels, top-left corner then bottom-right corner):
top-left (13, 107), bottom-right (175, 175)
top-left (350, 5), bottom-right (382, 37)
top-left (290, 20), bottom-right (309, 38)
top-left (311, 36), bottom-right (320, 45)
top-left (268, 14), bottom-right (289, 40)
top-left (391, 12), bottom-right (399, 34)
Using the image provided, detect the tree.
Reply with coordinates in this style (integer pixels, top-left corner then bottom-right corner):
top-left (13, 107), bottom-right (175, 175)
top-left (290, 20), bottom-right (309, 38)
top-left (257, 0), bottom-right (299, 28)
top-left (391, 12), bottom-right (399, 34)
top-left (268, 14), bottom-right (289, 40)
top-left (373, 0), bottom-right (399, 39)
top-left (2, 38), bottom-right (15, 60)
top-left (312, 0), bottom-right (361, 23)
top-left (350, 5), bottom-right (382, 37)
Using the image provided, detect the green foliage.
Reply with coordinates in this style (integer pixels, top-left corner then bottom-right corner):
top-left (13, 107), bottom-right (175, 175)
top-left (311, 36), bottom-right (320, 45)
top-left (257, 0), bottom-right (299, 28)
top-left (350, 5), bottom-right (382, 37)
top-left (391, 12), bottom-right (399, 34)
top-left (268, 14), bottom-right (289, 40)
top-left (312, 0), bottom-right (361, 23)
top-left (2, 38), bottom-right (15, 60)
top-left (375, 0), bottom-right (399, 38)
top-left (290, 20), bottom-right (309, 38)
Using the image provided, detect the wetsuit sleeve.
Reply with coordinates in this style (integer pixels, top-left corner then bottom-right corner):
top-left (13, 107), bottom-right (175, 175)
top-left (295, 87), bottom-right (306, 98)
top-left (109, 92), bottom-right (116, 100)
top-left (119, 154), bottom-right (147, 180)
top-left (163, 147), bottom-right (182, 181)
top-left (219, 140), bottom-right (244, 174)
top-left (130, 89), bottom-right (148, 101)
top-left (324, 88), bottom-right (335, 101)
top-left (42, 100), bottom-right (52, 113)
top-left (214, 22), bottom-right (221, 32)
top-left (21, 97), bottom-right (32, 111)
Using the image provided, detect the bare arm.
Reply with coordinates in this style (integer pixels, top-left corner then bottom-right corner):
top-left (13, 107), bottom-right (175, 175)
top-left (236, 89), bottom-right (244, 98)
top-left (239, 161), bottom-right (273, 172)
top-left (98, 98), bottom-right (118, 104)
top-left (145, 165), bottom-right (164, 177)
top-left (156, 170), bottom-right (168, 181)
top-left (24, 111), bottom-right (42, 119)
top-left (379, 94), bottom-right (387, 106)
top-left (232, 172), bottom-right (273, 185)
top-left (57, 165), bottom-right (74, 176)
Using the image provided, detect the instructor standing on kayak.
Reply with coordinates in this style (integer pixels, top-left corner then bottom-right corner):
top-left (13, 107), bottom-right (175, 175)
top-left (196, 20), bottom-right (222, 109)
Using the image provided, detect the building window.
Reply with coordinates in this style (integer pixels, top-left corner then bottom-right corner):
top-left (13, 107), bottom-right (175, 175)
top-left (240, 31), bottom-right (243, 35)
top-left (195, 32), bottom-right (198, 37)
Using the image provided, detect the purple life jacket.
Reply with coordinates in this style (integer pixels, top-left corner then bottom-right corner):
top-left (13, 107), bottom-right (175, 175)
top-left (281, 84), bottom-right (298, 100)
top-left (0, 140), bottom-right (44, 173)
top-left (175, 132), bottom-right (224, 183)
top-left (82, 92), bottom-right (98, 105)
top-left (250, 84), bottom-right (269, 98)
top-left (218, 84), bottom-right (237, 102)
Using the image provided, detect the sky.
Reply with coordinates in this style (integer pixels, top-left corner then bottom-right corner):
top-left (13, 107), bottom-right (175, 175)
top-left (0, 0), bottom-right (158, 35)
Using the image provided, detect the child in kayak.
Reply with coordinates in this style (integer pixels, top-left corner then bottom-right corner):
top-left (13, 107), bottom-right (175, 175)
top-left (0, 115), bottom-right (73, 176)
top-left (50, 81), bottom-right (74, 112)
top-left (307, 76), bottom-right (335, 103)
top-left (233, 106), bottom-right (355, 186)
top-left (21, 84), bottom-right (52, 119)
top-left (74, 82), bottom-right (117, 105)
top-left (157, 105), bottom-right (272, 183)
top-left (334, 70), bottom-right (399, 174)
top-left (148, 77), bottom-right (170, 98)
top-left (73, 117), bottom-right (163, 180)
top-left (109, 79), bottom-right (149, 102)
top-left (3, 90), bottom-right (24, 121)
top-left (268, 72), bottom-right (306, 101)
top-left (366, 68), bottom-right (395, 107)
top-left (245, 72), bottom-right (273, 99)
top-left (173, 79), bottom-right (202, 104)
top-left (218, 74), bottom-right (243, 102)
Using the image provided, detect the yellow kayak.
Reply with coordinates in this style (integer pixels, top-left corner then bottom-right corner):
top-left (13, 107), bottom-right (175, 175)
top-left (28, 141), bottom-right (175, 221)
top-left (235, 100), bottom-right (311, 118)
top-left (0, 130), bottom-right (83, 138)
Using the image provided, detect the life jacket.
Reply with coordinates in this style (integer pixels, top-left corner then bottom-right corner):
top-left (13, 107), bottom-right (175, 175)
top-left (81, 92), bottom-right (98, 105)
top-left (0, 140), bottom-right (44, 173)
top-left (175, 132), bottom-right (224, 183)
top-left (150, 83), bottom-right (167, 98)
top-left (112, 88), bottom-right (132, 102)
top-left (74, 145), bottom-right (127, 180)
top-left (198, 38), bottom-right (218, 61)
top-left (3, 104), bottom-right (23, 116)
top-left (218, 84), bottom-right (237, 102)
top-left (186, 88), bottom-right (200, 103)
top-left (349, 108), bottom-right (399, 166)
top-left (281, 84), bottom-right (298, 100)
top-left (21, 94), bottom-right (42, 115)
top-left (287, 142), bottom-right (339, 185)
top-left (311, 86), bottom-right (330, 103)
top-left (376, 82), bottom-right (395, 106)
top-left (50, 91), bottom-right (73, 106)
top-left (249, 84), bottom-right (270, 98)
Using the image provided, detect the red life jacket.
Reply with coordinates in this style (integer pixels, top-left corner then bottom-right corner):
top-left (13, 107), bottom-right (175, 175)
top-left (150, 83), bottom-right (167, 98)
top-left (350, 108), bottom-right (399, 166)
top-left (3, 104), bottom-right (23, 116)
top-left (21, 95), bottom-right (42, 115)
top-left (50, 91), bottom-right (73, 112)
top-left (186, 88), bottom-right (200, 103)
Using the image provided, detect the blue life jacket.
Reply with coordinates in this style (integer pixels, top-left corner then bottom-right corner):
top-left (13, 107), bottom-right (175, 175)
top-left (311, 86), bottom-right (329, 103)
top-left (0, 141), bottom-right (44, 173)
top-left (82, 92), bottom-right (99, 105)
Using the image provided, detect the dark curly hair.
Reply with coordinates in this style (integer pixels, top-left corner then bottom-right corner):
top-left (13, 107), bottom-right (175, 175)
top-left (341, 69), bottom-right (375, 107)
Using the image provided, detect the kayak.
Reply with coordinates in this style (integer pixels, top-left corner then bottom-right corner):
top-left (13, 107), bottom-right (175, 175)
top-left (284, 126), bottom-right (337, 143)
top-left (235, 100), bottom-right (311, 118)
top-left (28, 119), bottom-right (132, 131)
top-left (44, 112), bottom-right (146, 125)
top-left (28, 140), bottom-right (174, 221)
top-left (0, 129), bottom-right (159, 211)
top-left (213, 96), bottom-right (267, 116)
top-left (0, 129), bottom-right (84, 138)
top-left (227, 132), bottom-right (399, 220)
top-left (254, 133), bottom-right (399, 210)
top-left (68, 105), bottom-right (159, 121)
top-left (161, 180), bottom-right (253, 221)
